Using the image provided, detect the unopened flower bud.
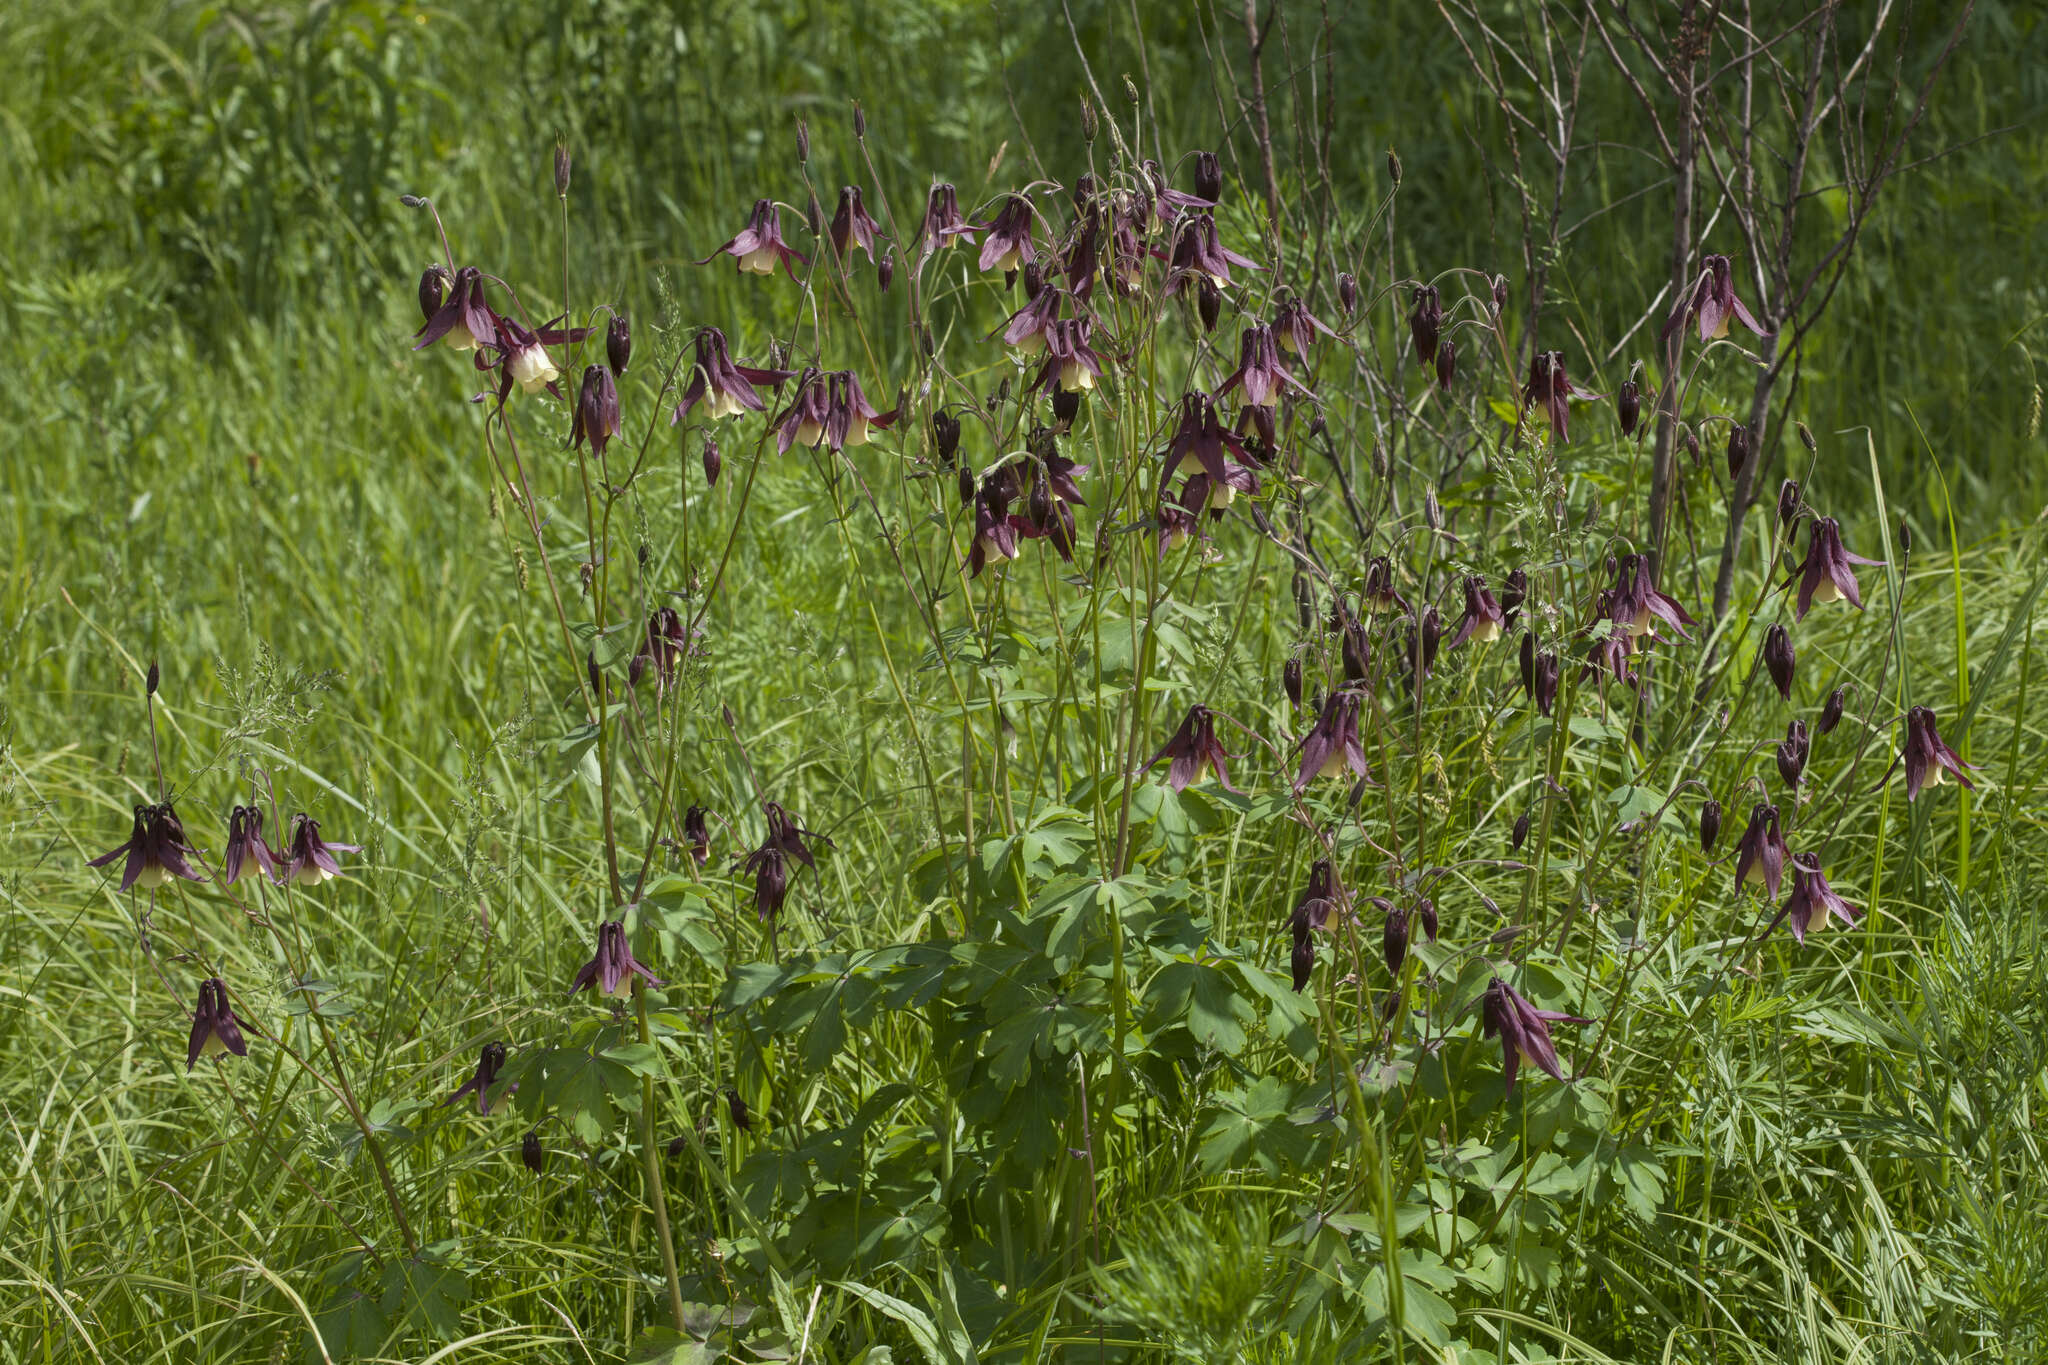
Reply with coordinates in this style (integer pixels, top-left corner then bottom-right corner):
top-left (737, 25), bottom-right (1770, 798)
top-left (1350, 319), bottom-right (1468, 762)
top-left (1685, 430), bottom-right (1701, 468)
top-left (1337, 272), bottom-right (1359, 316)
top-left (1700, 799), bottom-right (1723, 853)
top-left (702, 435), bottom-right (722, 488)
top-left (522, 1129), bottom-right (545, 1174)
top-left (957, 466), bottom-right (975, 507)
top-left (1777, 479), bottom-right (1801, 527)
top-left (1386, 148), bottom-right (1402, 186)
top-left (146, 660), bottom-right (160, 696)
top-left (553, 140), bottom-right (572, 197)
top-left (1022, 259), bottom-right (1045, 300)
top-left (1491, 274), bottom-right (1509, 313)
top-left (1511, 810), bottom-right (1532, 851)
top-left (1123, 76), bottom-right (1139, 106)
top-left (607, 314), bottom-right (631, 374)
top-left (1899, 520), bottom-right (1912, 555)
top-left (1617, 379), bottom-right (1641, 439)
top-left (417, 264), bottom-right (450, 323)
top-left (851, 101), bottom-right (867, 138)
top-left (1197, 277), bottom-right (1221, 333)
top-left (878, 247), bottom-right (895, 293)
top-left (1424, 488), bottom-right (1442, 530)
top-left (1777, 718), bottom-right (1810, 789)
top-left (933, 410), bottom-right (961, 467)
top-left (1726, 425), bottom-right (1750, 479)
top-left (795, 118), bottom-right (810, 164)
top-left (1816, 684), bottom-right (1848, 736)
top-left (1193, 150), bottom-right (1223, 203)
top-left (587, 651), bottom-right (603, 700)
top-left (1797, 421), bottom-right (1817, 455)
top-left (1762, 623), bottom-right (1796, 701)
top-left (1435, 339), bottom-right (1456, 391)
top-left (1283, 656), bottom-right (1304, 708)
top-left (1079, 97), bottom-right (1098, 143)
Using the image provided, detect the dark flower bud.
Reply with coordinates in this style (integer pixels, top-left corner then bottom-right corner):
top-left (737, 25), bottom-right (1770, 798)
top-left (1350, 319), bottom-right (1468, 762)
top-left (1899, 520), bottom-right (1912, 555)
top-left (1500, 568), bottom-right (1528, 621)
top-left (1684, 430), bottom-right (1701, 468)
top-left (1617, 379), bottom-right (1641, 439)
top-left (955, 465), bottom-right (975, 507)
top-left (399, 193), bottom-right (426, 208)
top-left (794, 118), bottom-right (810, 164)
top-left (1532, 648), bottom-right (1561, 716)
top-left (683, 804), bottom-right (712, 866)
top-left (1341, 619), bottom-right (1371, 683)
top-left (570, 363), bottom-right (621, 459)
top-left (1777, 479), bottom-right (1801, 527)
top-left (1491, 274), bottom-right (1509, 313)
top-left (1197, 277), bottom-right (1221, 333)
top-left (1519, 630), bottom-right (1536, 696)
top-left (1700, 799), bottom-right (1723, 853)
top-left (1193, 150), bottom-right (1223, 203)
top-left (1604, 554), bottom-right (1618, 579)
top-left (1816, 685), bottom-right (1848, 737)
top-left (1797, 421), bottom-right (1817, 454)
top-left (1386, 148), bottom-right (1402, 186)
top-left (1777, 718), bottom-right (1810, 789)
top-left (1408, 285), bottom-right (1442, 366)
top-left (878, 247), bottom-right (895, 293)
top-left (607, 314), bottom-right (632, 374)
top-left (1052, 387), bottom-right (1082, 429)
top-left (1337, 272), bottom-right (1359, 316)
top-left (725, 1086), bottom-right (753, 1132)
top-left (1423, 488), bottom-right (1442, 531)
top-left (1383, 905), bottom-right (1411, 975)
top-left (553, 140), bottom-right (572, 197)
top-left (1726, 425), bottom-right (1750, 479)
top-left (1511, 810), bottom-right (1532, 851)
top-left (417, 264), bottom-right (451, 323)
top-left (1022, 259), bottom-right (1045, 300)
top-left (629, 653), bottom-right (648, 689)
top-left (1291, 930), bottom-right (1314, 993)
top-left (146, 660), bottom-right (160, 696)
top-left (1417, 896), bottom-right (1439, 943)
top-left (1283, 655), bottom-right (1304, 708)
top-left (1435, 339), bottom-right (1456, 391)
top-left (1732, 803), bottom-right (1789, 897)
top-left (1079, 96), bottom-right (1098, 143)
top-left (702, 435), bottom-right (722, 488)
top-left (587, 651), bottom-right (603, 700)
top-left (1762, 623), bottom-right (1795, 701)
top-left (932, 410), bottom-right (961, 468)
top-left (851, 101), bottom-right (867, 138)
top-left (522, 1129), bottom-right (545, 1174)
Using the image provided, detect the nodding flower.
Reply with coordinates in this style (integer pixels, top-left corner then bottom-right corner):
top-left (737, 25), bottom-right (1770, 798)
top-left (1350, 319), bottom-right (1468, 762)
top-left (1777, 479), bottom-right (1802, 529)
top-left (1770, 854), bottom-right (1861, 945)
top-left (1404, 607), bottom-right (1442, 682)
top-left (1028, 319), bottom-right (1104, 396)
top-left (744, 845), bottom-right (789, 921)
top-left (829, 185), bottom-right (882, 263)
top-left (1785, 516), bottom-right (1883, 620)
top-left (1891, 705), bottom-right (1979, 801)
top-left (186, 977), bottom-right (251, 1071)
top-left (1293, 686), bottom-right (1371, 793)
top-left (760, 801), bottom-right (832, 870)
top-left (1382, 902), bottom-right (1415, 975)
top-left (1283, 656), bottom-right (1305, 709)
top-left (1529, 643), bottom-right (1562, 716)
top-left (414, 265), bottom-right (496, 353)
top-left (1776, 719), bottom-right (1810, 790)
top-left (1511, 811), bottom-right (1532, 851)
top-left (1157, 496), bottom-right (1200, 559)
top-left (1147, 704), bottom-right (1239, 793)
top-left (446, 1040), bottom-right (515, 1115)
top-left (1662, 252), bottom-right (1766, 344)
top-left (932, 409), bottom-right (962, 467)
top-left (1582, 631), bottom-right (1636, 688)
top-left (1160, 393), bottom-right (1259, 498)
top-left (1449, 576), bottom-right (1505, 648)
top-left (1341, 616), bottom-right (1371, 683)
top-left (702, 436), bottom-right (723, 487)
top-left (1271, 296), bottom-right (1336, 355)
top-left (1699, 799), bottom-right (1723, 852)
top-left (1522, 350), bottom-right (1592, 444)
top-left (1012, 478), bottom-right (1079, 562)
top-left (683, 805), bottom-right (712, 867)
top-left (1141, 157), bottom-right (1213, 223)
top-left (978, 194), bottom-right (1036, 277)
top-left (568, 919), bottom-right (663, 998)
top-left (1361, 556), bottom-right (1408, 614)
top-left (773, 369), bottom-right (830, 451)
top-left (1196, 277), bottom-right (1222, 333)
top-left (918, 183), bottom-right (977, 257)
top-left (570, 364), bottom-right (621, 459)
top-left (90, 802), bottom-right (205, 893)
top-left (1164, 212), bottom-right (1259, 294)
top-left (1732, 802), bottom-right (1789, 897)
top-left (1762, 623), bottom-right (1796, 701)
top-left (1290, 913), bottom-right (1316, 993)
top-left (1816, 685), bottom-right (1849, 737)
top-left (698, 199), bottom-right (808, 279)
top-left (1610, 554), bottom-right (1695, 641)
top-left (1408, 284), bottom-right (1442, 365)
top-left (1617, 377), bottom-right (1642, 439)
top-left (1500, 568), bottom-right (1528, 627)
top-left (1481, 977), bottom-right (1588, 1095)
top-left (522, 1129), bottom-right (545, 1174)
top-left (220, 805), bottom-right (280, 887)
top-left (673, 327), bottom-right (795, 424)
top-left (633, 607), bottom-right (691, 688)
top-left (417, 264), bottom-right (451, 324)
top-left (607, 314), bottom-right (632, 374)
top-left (968, 481), bottom-right (1021, 576)
top-left (1037, 445), bottom-right (1089, 507)
top-left (1218, 324), bottom-right (1305, 408)
top-left (1192, 150), bottom-right (1224, 203)
top-left (1000, 286), bottom-right (1063, 354)
top-left (1435, 340), bottom-right (1457, 391)
top-left (1293, 858), bottom-right (1344, 933)
top-left (1337, 271), bottom-right (1360, 316)
top-left (826, 370), bottom-right (898, 449)
top-left (495, 315), bottom-right (564, 398)
top-left (279, 814), bottom-right (361, 888)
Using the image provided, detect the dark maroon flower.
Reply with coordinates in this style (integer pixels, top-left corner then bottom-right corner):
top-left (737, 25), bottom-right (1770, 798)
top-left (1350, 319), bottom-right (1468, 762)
top-left (683, 805), bottom-right (712, 867)
top-left (1530, 646), bottom-right (1561, 716)
top-left (1218, 324), bottom-right (1305, 409)
top-left (673, 327), bottom-right (795, 425)
top-left (1140, 157), bottom-right (1212, 223)
top-left (522, 1130), bottom-right (545, 1173)
top-left (1762, 624), bottom-right (1796, 701)
top-left (1293, 687), bottom-right (1371, 792)
top-left (1435, 340), bottom-right (1457, 392)
top-left (1617, 377), bottom-right (1641, 439)
top-left (1196, 277), bottom-right (1221, 333)
top-left (1770, 854), bottom-right (1861, 945)
top-left (569, 919), bottom-right (663, 998)
top-left (968, 482), bottom-right (1021, 575)
top-left (932, 410), bottom-right (962, 467)
top-left (1027, 318), bottom-right (1105, 397)
top-left (978, 194), bottom-right (1036, 276)
top-left (1448, 575), bottom-right (1506, 648)
top-left (918, 183), bottom-right (977, 257)
top-left (1157, 497), bottom-right (1200, 558)
top-left (1051, 386), bottom-right (1083, 430)
top-left (1523, 351), bottom-right (1591, 444)
top-left (1001, 286), bottom-right (1063, 353)
top-left (1160, 393), bottom-right (1260, 496)
top-left (633, 607), bottom-right (691, 688)
top-left (1776, 719), bottom-right (1810, 790)
top-left (90, 803), bottom-right (204, 893)
top-left (1610, 554), bottom-right (1695, 642)
top-left (1511, 811), bottom-right (1532, 851)
top-left (1361, 556), bottom-right (1408, 614)
top-left (1662, 252), bottom-right (1765, 344)
top-left (1893, 706), bottom-right (1979, 801)
top-left (760, 801), bottom-right (831, 870)
top-left (877, 247), bottom-right (895, 292)
top-left (1147, 704), bottom-right (1239, 793)
top-left (1777, 479), bottom-right (1802, 529)
top-left (1164, 212), bottom-right (1258, 295)
top-left (697, 199), bottom-right (807, 280)
top-left (1290, 919), bottom-right (1315, 993)
top-left (446, 1040), bottom-right (515, 1115)
top-left (829, 185), bottom-right (882, 263)
top-left (1382, 903), bottom-right (1411, 975)
top-left (1038, 447), bottom-right (1089, 506)
top-left (825, 371), bottom-right (899, 449)
top-left (1408, 285), bottom-right (1442, 365)
top-left (607, 314), bottom-right (632, 374)
top-left (1582, 632), bottom-right (1636, 689)
top-left (1784, 517), bottom-right (1883, 620)
top-left (186, 977), bottom-right (250, 1071)
top-left (1724, 425), bottom-right (1750, 480)
top-left (702, 436), bottom-right (723, 487)
top-left (1480, 977), bottom-right (1588, 1095)
top-left (220, 805), bottom-right (280, 887)
top-left (1341, 617), bottom-right (1372, 683)
top-left (417, 265), bottom-right (451, 324)
top-left (1293, 859), bottom-right (1343, 932)
top-left (1012, 481), bottom-right (1079, 562)
top-left (413, 265), bottom-right (497, 354)
top-left (1337, 272), bottom-right (1359, 316)
top-left (570, 364), bottom-right (621, 459)
top-left (1816, 686), bottom-right (1849, 737)
top-left (1272, 296), bottom-right (1335, 356)
top-left (1283, 656), bottom-right (1305, 709)
top-left (1404, 607), bottom-right (1442, 682)
top-left (1500, 569), bottom-right (1529, 627)
top-left (491, 313), bottom-right (567, 400)
top-left (744, 845), bottom-right (789, 921)
top-left (724, 1086), bottom-right (753, 1132)
top-left (1732, 803), bottom-right (1789, 897)
top-left (1192, 150), bottom-right (1224, 203)
top-left (1700, 800), bottom-right (1723, 853)
top-left (279, 814), bottom-right (360, 888)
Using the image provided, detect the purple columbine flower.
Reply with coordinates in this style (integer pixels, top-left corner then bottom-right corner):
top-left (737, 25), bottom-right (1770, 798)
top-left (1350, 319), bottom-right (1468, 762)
top-left (918, 183), bottom-right (977, 257)
top-left (417, 264), bottom-right (451, 323)
top-left (1770, 854), bottom-right (1862, 945)
top-left (744, 845), bottom-right (789, 921)
top-left (1617, 376), bottom-right (1642, 439)
top-left (1293, 687), bottom-right (1371, 792)
top-left (774, 369), bottom-right (832, 452)
top-left (1762, 623), bottom-right (1796, 701)
top-left (1217, 324), bottom-right (1306, 409)
top-left (413, 265), bottom-right (497, 354)
top-left (1522, 350), bottom-right (1594, 444)
top-left (978, 194), bottom-right (1036, 277)
top-left (1192, 150), bottom-right (1223, 203)
top-left (279, 814), bottom-right (361, 888)
top-left (186, 977), bottom-right (251, 1071)
top-left (607, 314), bottom-right (632, 373)
top-left (1611, 553), bottom-right (1695, 641)
top-left (1776, 719), bottom-right (1810, 790)
top-left (1164, 212), bottom-right (1258, 295)
top-left (1700, 799), bottom-right (1723, 852)
top-left (522, 1130), bottom-right (545, 1173)
top-left (1732, 802), bottom-right (1789, 897)
top-left (683, 805), bottom-right (712, 868)
top-left (446, 1040), bottom-right (515, 1115)
top-left (1784, 516), bottom-right (1883, 620)
top-left (1500, 568), bottom-right (1528, 628)
top-left (1893, 705), bottom-right (1979, 801)
top-left (699, 199), bottom-right (808, 280)
top-left (495, 315), bottom-right (564, 398)
top-left (1408, 284), bottom-right (1443, 365)
top-left (633, 606), bottom-right (691, 688)
top-left (1448, 575), bottom-right (1506, 648)
top-left (220, 805), bottom-right (280, 887)
top-left (760, 801), bottom-right (832, 870)
top-left (1160, 393), bottom-right (1259, 495)
top-left (968, 481), bottom-right (1021, 576)
top-left (1480, 977), bottom-right (1588, 1095)
top-left (1271, 296), bottom-right (1336, 356)
top-left (1362, 556), bottom-right (1408, 614)
top-left (1011, 479), bottom-right (1079, 563)
top-left (1663, 253), bottom-right (1766, 344)
top-left (1029, 318), bottom-right (1105, 397)
top-left (568, 919), bottom-right (663, 997)
top-left (1404, 607), bottom-right (1442, 682)
top-left (1582, 632), bottom-right (1636, 689)
top-left (825, 370), bottom-right (899, 449)
top-left (1000, 286), bottom-right (1063, 353)
top-left (570, 364), bottom-right (621, 459)
top-left (829, 185), bottom-right (882, 263)
top-left (673, 327), bottom-right (796, 424)
top-left (1156, 497), bottom-right (1200, 558)
top-left (1141, 157), bottom-right (1213, 224)
top-left (90, 802), bottom-right (204, 893)
top-left (1147, 704), bottom-right (1239, 793)
top-left (1816, 685), bottom-right (1849, 737)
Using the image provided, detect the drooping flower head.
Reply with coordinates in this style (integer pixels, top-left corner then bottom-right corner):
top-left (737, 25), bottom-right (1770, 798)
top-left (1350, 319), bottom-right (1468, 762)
top-left (1895, 705), bottom-right (1979, 801)
top-left (1610, 554), bottom-right (1695, 640)
top-left (1700, 799), bottom-right (1723, 852)
top-left (1732, 802), bottom-right (1789, 897)
top-left (1361, 556), bottom-right (1408, 614)
top-left (1408, 284), bottom-right (1443, 365)
top-left (760, 801), bottom-right (832, 870)
top-left (683, 805), bottom-right (713, 868)
top-left (413, 265), bottom-right (496, 354)
top-left (1762, 623), bottom-right (1797, 701)
top-left (1160, 392), bottom-right (1259, 494)
top-left (699, 199), bottom-right (808, 280)
top-left (1448, 575), bottom-right (1505, 648)
top-left (1480, 977), bottom-right (1587, 1094)
top-left (1816, 685), bottom-right (1849, 737)
top-left (1000, 286), bottom-right (1063, 354)
top-left (570, 364), bottom-right (621, 459)
top-left (825, 371), bottom-right (899, 450)
top-left (1164, 212), bottom-right (1258, 295)
top-left (1776, 719), bottom-right (1810, 790)
top-left (918, 183), bottom-right (977, 257)
top-left (186, 977), bottom-right (251, 1071)
top-left (674, 327), bottom-right (796, 424)
top-left (968, 479), bottom-right (1020, 577)
top-left (417, 264), bottom-right (451, 324)
top-left (495, 314), bottom-right (564, 399)
top-left (568, 919), bottom-right (663, 998)
top-left (90, 802), bottom-right (205, 893)
top-left (773, 368), bottom-right (831, 453)
top-left (1770, 854), bottom-right (1861, 945)
top-left (1030, 318), bottom-right (1104, 396)
top-left (220, 805), bottom-right (280, 888)
top-left (1271, 295), bottom-right (1335, 356)
top-left (1404, 607), bottom-right (1442, 683)
top-left (829, 185), bottom-right (882, 263)
top-left (978, 194), bottom-right (1037, 277)
top-left (446, 1040), bottom-right (515, 1115)
top-left (633, 606), bottom-right (692, 688)
top-left (1147, 704), bottom-right (1239, 793)
top-left (743, 845), bottom-right (789, 922)
top-left (1293, 686), bottom-right (1371, 793)
top-left (1522, 350), bottom-right (1593, 444)
top-left (1662, 252), bottom-right (1766, 344)
top-left (1784, 516), bottom-right (1883, 620)
top-left (279, 814), bottom-right (361, 888)
top-left (1217, 324), bottom-right (1305, 409)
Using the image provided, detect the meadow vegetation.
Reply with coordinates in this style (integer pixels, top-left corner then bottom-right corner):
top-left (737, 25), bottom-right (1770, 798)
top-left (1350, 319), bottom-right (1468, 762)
top-left (3, 2), bottom-right (2047, 1362)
